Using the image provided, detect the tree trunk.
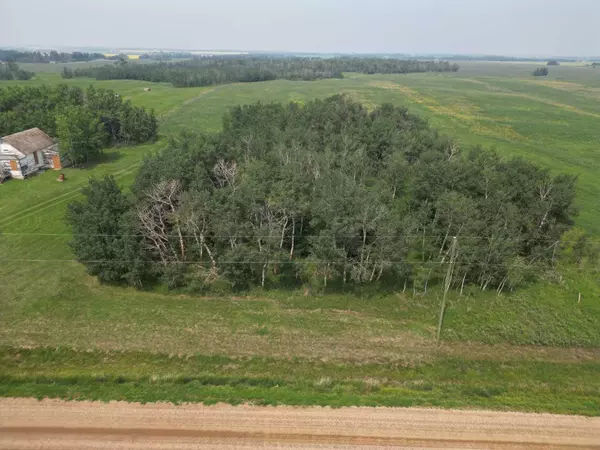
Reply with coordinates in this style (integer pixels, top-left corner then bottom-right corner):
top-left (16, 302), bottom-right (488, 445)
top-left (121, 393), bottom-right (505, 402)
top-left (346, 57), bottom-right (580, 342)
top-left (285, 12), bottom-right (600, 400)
top-left (289, 217), bottom-right (295, 260)
top-left (424, 269), bottom-right (432, 294)
top-left (203, 242), bottom-right (217, 271)
top-left (482, 277), bottom-right (491, 291)
top-left (497, 276), bottom-right (508, 296)
top-left (440, 222), bottom-right (452, 256)
top-left (460, 273), bottom-right (466, 296)
top-left (280, 216), bottom-right (288, 249)
top-left (360, 226), bottom-right (367, 270)
top-left (422, 229), bottom-right (426, 262)
top-left (376, 263), bottom-right (384, 281)
top-left (261, 263), bottom-right (267, 288)
top-left (369, 263), bottom-right (377, 282)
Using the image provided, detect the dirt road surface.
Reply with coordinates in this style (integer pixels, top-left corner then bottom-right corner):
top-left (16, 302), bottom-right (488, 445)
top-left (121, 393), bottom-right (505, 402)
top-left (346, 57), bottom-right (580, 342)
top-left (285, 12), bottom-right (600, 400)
top-left (0, 398), bottom-right (599, 449)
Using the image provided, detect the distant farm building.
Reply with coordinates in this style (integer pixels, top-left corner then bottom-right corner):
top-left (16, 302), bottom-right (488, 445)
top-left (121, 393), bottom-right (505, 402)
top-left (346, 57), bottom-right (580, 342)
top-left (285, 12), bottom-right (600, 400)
top-left (0, 128), bottom-right (65, 180)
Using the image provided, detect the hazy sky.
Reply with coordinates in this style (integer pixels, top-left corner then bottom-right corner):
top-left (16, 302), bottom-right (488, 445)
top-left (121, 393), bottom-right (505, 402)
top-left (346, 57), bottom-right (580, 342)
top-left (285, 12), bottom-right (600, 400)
top-left (1, 0), bottom-right (598, 55)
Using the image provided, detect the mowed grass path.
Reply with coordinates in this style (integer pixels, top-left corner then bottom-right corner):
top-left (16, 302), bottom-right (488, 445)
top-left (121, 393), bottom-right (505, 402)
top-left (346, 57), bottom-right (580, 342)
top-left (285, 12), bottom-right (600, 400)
top-left (1, 63), bottom-right (599, 413)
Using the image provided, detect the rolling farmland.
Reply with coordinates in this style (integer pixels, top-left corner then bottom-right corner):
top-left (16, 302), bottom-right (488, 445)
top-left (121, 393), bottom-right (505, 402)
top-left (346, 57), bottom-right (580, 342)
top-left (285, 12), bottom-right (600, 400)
top-left (1, 61), bottom-right (599, 414)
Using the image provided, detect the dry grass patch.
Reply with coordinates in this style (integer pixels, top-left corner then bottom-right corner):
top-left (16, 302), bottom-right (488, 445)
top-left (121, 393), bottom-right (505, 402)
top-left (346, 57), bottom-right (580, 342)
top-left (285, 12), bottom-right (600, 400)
top-left (342, 90), bottom-right (377, 111)
top-left (490, 91), bottom-right (600, 118)
top-left (469, 122), bottom-right (527, 142)
top-left (370, 81), bottom-right (525, 142)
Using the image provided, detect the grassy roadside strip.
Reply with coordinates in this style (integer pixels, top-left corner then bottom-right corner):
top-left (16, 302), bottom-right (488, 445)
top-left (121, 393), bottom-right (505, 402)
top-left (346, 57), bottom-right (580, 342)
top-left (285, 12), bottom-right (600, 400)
top-left (1, 347), bottom-right (598, 416)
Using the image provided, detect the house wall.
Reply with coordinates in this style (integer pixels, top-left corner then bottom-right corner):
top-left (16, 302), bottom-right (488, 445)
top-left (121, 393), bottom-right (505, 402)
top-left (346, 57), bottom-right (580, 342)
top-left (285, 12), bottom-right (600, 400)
top-left (0, 142), bottom-right (46, 179)
top-left (19, 152), bottom-right (43, 175)
top-left (0, 159), bottom-right (14, 177)
top-left (1, 142), bottom-right (24, 178)
top-left (0, 142), bottom-right (23, 157)
top-left (0, 139), bottom-right (61, 179)
top-left (42, 144), bottom-right (63, 168)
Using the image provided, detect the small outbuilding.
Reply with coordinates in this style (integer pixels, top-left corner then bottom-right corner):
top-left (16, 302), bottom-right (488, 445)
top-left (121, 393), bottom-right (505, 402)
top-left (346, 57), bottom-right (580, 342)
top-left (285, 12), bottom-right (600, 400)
top-left (0, 128), bottom-right (64, 180)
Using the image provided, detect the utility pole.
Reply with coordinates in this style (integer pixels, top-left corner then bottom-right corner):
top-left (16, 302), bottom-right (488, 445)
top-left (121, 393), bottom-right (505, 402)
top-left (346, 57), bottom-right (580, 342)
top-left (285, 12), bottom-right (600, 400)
top-left (436, 236), bottom-right (457, 344)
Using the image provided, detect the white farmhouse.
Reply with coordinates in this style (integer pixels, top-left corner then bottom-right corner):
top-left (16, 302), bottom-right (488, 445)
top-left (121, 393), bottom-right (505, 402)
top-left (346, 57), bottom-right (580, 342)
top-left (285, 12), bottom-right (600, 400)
top-left (0, 128), bottom-right (63, 180)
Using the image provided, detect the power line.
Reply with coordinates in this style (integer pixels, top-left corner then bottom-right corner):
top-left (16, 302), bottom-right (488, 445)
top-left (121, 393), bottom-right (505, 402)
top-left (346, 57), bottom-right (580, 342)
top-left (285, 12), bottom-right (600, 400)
top-left (1, 258), bottom-right (599, 271)
top-left (0, 232), bottom-right (586, 244)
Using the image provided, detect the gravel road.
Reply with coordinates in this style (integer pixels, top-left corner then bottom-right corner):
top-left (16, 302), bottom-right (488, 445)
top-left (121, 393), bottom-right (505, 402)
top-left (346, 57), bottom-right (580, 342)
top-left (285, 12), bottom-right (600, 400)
top-left (1, 398), bottom-right (598, 449)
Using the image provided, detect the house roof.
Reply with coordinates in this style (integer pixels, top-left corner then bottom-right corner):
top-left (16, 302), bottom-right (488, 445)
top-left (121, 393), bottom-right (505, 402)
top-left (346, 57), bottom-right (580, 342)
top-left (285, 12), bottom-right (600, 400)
top-left (2, 128), bottom-right (54, 155)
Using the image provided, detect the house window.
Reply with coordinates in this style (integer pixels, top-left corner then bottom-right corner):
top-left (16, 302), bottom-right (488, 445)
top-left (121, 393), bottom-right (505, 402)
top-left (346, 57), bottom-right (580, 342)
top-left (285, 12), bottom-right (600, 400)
top-left (34, 152), bottom-right (40, 165)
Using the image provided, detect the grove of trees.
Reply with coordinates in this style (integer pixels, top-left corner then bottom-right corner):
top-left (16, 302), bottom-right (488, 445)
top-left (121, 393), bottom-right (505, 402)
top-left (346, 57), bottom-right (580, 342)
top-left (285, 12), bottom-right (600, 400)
top-left (68, 57), bottom-right (460, 87)
top-left (68, 96), bottom-right (580, 293)
top-left (0, 85), bottom-right (158, 164)
top-left (533, 67), bottom-right (549, 76)
top-left (0, 62), bottom-right (34, 80)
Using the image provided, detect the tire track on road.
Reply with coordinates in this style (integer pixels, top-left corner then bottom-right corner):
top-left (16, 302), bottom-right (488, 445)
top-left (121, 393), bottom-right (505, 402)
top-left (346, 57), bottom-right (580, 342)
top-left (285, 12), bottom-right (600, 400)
top-left (1, 399), bottom-right (598, 450)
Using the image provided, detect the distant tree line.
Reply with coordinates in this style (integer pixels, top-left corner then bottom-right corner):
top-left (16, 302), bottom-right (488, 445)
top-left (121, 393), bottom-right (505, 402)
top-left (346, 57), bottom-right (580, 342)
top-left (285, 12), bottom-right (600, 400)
top-left (441, 55), bottom-right (577, 62)
top-left (0, 49), bottom-right (105, 63)
top-left (0, 62), bottom-right (34, 80)
top-left (67, 57), bottom-right (460, 87)
top-left (0, 85), bottom-right (158, 165)
top-left (68, 96), bottom-right (580, 293)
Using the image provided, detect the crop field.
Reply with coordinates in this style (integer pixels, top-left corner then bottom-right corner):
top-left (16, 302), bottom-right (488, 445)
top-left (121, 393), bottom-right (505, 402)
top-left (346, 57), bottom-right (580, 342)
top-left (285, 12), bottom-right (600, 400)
top-left (1, 61), bottom-right (599, 414)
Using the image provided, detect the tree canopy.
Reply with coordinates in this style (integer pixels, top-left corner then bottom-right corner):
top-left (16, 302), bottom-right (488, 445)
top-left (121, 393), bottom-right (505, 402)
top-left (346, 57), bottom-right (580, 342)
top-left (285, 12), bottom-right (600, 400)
top-left (69, 57), bottom-right (460, 87)
top-left (0, 85), bottom-right (158, 162)
top-left (0, 62), bottom-right (33, 80)
top-left (68, 96), bottom-right (577, 293)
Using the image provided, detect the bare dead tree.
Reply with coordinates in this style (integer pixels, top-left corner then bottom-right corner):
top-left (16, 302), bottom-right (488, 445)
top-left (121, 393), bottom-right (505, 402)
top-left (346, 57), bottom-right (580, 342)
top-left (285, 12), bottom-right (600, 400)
top-left (213, 159), bottom-right (238, 190)
top-left (137, 204), bottom-right (174, 265)
top-left (251, 202), bottom-right (289, 286)
top-left (138, 180), bottom-right (186, 263)
top-left (179, 198), bottom-right (218, 279)
top-left (446, 142), bottom-right (459, 160)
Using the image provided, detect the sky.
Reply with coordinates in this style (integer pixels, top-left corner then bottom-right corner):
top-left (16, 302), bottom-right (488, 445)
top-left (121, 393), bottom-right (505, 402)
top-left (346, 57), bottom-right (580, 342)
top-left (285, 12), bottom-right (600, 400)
top-left (1, 0), bottom-right (598, 56)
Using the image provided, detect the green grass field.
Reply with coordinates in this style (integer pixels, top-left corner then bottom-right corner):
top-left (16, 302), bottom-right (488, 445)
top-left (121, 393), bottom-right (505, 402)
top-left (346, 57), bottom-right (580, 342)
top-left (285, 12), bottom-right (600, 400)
top-left (1, 62), bottom-right (599, 414)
